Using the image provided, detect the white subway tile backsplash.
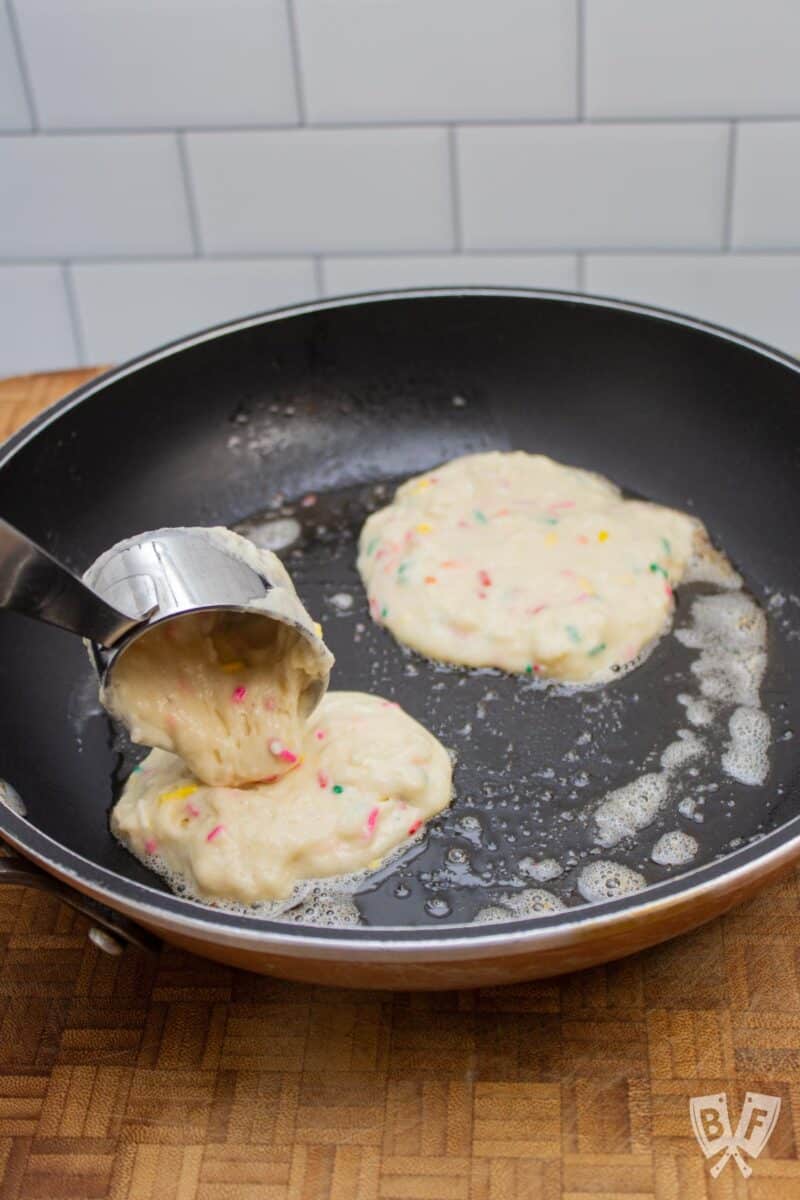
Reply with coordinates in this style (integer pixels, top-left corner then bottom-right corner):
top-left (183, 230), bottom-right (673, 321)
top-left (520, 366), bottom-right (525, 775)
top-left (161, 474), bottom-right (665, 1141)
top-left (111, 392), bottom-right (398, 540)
top-left (0, 4), bottom-right (31, 130)
top-left (0, 135), bottom-right (193, 258)
top-left (187, 128), bottom-right (452, 254)
top-left (321, 254), bottom-right (577, 296)
top-left (14, 0), bottom-right (298, 129)
top-left (586, 0), bottom-right (800, 119)
top-left (72, 258), bottom-right (318, 363)
top-left (458, 124), bottom-right (728, 251)
top-left (0, 265), bottom-right (77, 374)
top-left (294, 0), bottom-right (577, 123)
top-left (584, 254), bottom-right (800, 355)
top-left (732, 122), bottom-right (800, 249)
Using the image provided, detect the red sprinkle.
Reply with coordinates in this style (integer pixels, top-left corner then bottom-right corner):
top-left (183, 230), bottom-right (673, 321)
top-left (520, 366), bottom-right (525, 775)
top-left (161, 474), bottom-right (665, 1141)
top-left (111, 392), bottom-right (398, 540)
top-left (206, 825), bottom-right (224, 843)
top-left (231, 685), bottom-right (246, 703)
top-left (366, 807), bottom-right (379, 836)
top-left (317, 770), bottom-right (330, 789)
top-left (548, 500), bottom-right (575, 512)
top-left (186, 803), bottom-right (200, 818)
top-left (144, 838), bottom-right (157, 855)
top-left (279, 748), bottom-right (298, 764)
top-left (407, 819), bottom-right (422, 836)
top-left (664, 583), bottom-right (673, 597)
top-left (478, 569), bottom-right (492, 588)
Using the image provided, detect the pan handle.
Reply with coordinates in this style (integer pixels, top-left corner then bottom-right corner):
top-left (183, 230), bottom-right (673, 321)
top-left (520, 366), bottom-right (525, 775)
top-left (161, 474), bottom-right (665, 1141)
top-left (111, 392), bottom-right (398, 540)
top-left (0, 850), bottom-right (160, 955)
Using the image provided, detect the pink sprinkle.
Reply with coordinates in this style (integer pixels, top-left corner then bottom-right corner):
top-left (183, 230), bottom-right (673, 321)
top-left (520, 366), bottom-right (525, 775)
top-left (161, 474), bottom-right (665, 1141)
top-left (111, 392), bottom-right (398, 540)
top-left (407, 819), bottom-right (422, 836)
top-left (315, 729), bottom-right (326, 740)
top-left (261, 775), bottom-right (279, 784)
top-left (664, 583), bottom-right (673, 597)
top-left (375, 548), bottom-right (387, 560)
top-left (527, 604), bottom-right (547, 616)
top-left (478, 569), bottom-right (492, 588)
top-left (186, 803), bottom-right (200, 818)
top-left (560, 568), bottom-right (576, 578)
top-left (165, 713), bottom-right (177, 733)
top-left (206, 824), bottom-right (224, 843)
top-left (477, 590), bottom-right (487, 600)
top-left (366, 807), bottom-right (379, 836)
top-left (548, 500), bottom-right (575, 512)
top-left (575, 592), bottom-right (592, 604)
top-left (318, 770), bottom-right (330, 789)
top-left (380, 700), bottom-right (400, 709)
top-left (232, 685), bottom-right (246, 703)
top-left (577, 534), bottom-right (589, 545)
top-left (369, 597), bottom-right (380, 619)
top-left (300, 493), bottom-right (317, 507)
top-left (144, 838), bottom-right (157, 855)
top-left (457, 519), bottom-right (470, 529)
top-left (263, 696), bottom-right (276, 711)
top-left (279, 748), bottom-right (298, 764)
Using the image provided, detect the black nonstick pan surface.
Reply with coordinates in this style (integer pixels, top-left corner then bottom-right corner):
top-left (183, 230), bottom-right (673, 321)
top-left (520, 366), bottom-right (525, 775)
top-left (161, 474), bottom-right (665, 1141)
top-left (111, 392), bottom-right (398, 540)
top-left (0, 289), bottom-right (799, 944)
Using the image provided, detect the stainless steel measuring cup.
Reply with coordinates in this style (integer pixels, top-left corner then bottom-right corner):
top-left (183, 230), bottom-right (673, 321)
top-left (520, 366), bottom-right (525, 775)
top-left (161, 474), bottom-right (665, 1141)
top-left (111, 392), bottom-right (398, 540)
top-left (0, 520), bottom-right (331, 703)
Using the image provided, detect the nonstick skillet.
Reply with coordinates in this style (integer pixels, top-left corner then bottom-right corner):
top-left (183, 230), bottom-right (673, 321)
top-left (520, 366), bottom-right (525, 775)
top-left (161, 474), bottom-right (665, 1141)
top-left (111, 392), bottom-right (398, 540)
top-left (0, 288), bottom-right (798, 990)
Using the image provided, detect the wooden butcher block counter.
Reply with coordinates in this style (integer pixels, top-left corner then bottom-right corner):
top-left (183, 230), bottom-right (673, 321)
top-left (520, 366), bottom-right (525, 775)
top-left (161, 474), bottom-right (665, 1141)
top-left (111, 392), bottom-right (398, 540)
top-left (0, 369), bottom-right (798, 1200)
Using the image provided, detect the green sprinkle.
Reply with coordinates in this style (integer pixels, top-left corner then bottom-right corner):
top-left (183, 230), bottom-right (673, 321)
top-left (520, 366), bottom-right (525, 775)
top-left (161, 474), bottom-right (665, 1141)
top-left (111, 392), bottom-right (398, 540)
top-left (473, 509), bottom-right (488, 524)
top-left (332, 784), bottom-right (344, 794)
top-left (524, 664), bottom-right (533, 675)
top-left (566, 624), bottom-right (581, 644)
top-left (397, 561), bottom-right (411, 582)
top-left (366, 536), bottom-right (379, 556)
top-left (380, 605), bottom-right (389, 618)
top-left (542, 516), bottom-right (559, 526)
top-left (661, 537), bottom-right (672, 555)
top-left (132, 765), bottom-right (143, 773)
top-left (649, 562), bottom-right (668, 578)
top-left (588, 642), bottom-right (607, 657)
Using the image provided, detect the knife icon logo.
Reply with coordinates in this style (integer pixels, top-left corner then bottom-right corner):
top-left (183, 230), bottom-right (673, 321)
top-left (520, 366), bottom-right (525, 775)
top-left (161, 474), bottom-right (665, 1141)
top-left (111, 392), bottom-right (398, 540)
top-left (690, 1091), bottom-right (781, 1177)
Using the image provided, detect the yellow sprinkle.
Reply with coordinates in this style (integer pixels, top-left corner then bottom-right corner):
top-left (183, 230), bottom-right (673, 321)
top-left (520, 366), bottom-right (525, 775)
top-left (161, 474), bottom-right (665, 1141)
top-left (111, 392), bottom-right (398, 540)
top-left (577, 576), bottom-right (595, 594)
top-left (598, 530), bottom-right (609, 542)
top-left (416, 522), bottom-right (433, 534)
top-left (159, 784), bottom-right (198, 804)
top-left (220, 660), bottom-right (245, 673)
top-left (313, 622), bottom-right (323, 638)
top-left (544, 532), bottom-right (559, 547)
top-left (368, 857), bottom-right (383, 869)
top-left (412, 479), bottom-right (432, 493)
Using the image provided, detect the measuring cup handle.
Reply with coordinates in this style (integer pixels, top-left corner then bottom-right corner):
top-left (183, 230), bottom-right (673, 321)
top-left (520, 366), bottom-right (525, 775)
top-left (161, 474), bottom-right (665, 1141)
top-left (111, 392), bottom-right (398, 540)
top-left (0, 517), bottom-right (142, 648)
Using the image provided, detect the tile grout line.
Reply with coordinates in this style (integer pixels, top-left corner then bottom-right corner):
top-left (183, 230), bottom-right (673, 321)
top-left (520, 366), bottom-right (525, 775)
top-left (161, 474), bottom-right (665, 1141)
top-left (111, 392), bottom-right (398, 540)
top-left (6, 0), bottom-right (39, 131)
top-left (3, 247), bottom-right (800, 270)
top-left (176, 132), bottom-right (203, 255)
top-left (312, 255), bottom-right (325, 297)
top-left (447, 126), bottom-right (464, 252)
top-left (2, 115), bottom-right (800, 139)
top-left (576, 0), bottom-right (586, 120)
top-left (722, 121), bottom-right (738, 251)
top-left (285, 0), bottom-right (308, 125)
top-left (61, 262), bottom-right (87, 365)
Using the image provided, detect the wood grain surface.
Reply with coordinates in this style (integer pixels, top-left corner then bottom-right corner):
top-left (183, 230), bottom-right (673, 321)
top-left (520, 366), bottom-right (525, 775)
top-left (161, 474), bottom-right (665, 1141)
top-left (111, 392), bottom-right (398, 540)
top-left (0, 369), bottom-right (799, 1199)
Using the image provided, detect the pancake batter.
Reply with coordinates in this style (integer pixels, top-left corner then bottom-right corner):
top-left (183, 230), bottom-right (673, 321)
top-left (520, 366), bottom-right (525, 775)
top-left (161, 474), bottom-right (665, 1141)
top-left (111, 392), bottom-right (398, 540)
top-left (97, 529), bottom-right (333, 788)
top-left (358, 451), bottom-right (717, 682)
top-left (112, 691), bottom-right (453, 903)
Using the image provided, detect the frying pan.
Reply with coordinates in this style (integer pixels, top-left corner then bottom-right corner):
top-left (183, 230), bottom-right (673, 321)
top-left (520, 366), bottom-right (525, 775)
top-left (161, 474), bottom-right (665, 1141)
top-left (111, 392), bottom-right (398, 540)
top-left (0, 288), bottom-right (798, 990)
